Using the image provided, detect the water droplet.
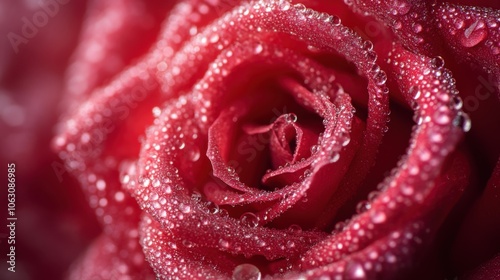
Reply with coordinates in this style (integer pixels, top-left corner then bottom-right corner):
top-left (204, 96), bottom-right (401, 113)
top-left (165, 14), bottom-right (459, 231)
top-left (210, 34), bottom-right (219, 43)
top-left (453, 112), bottom-right (471, 132)
top-left (461, 20), bottom-right (487, 48)
top-left (334, 220), bottom-right (346, 232)
top-left (182, 239), bottom-right (194, 248)
top-left (430, 56), bottom-right (445, 69)
top-left (232, 264), bottom-right (261, 280)
top-left (278, 0), bottom-right (291, 11)
top-left (153, 180), bottom-right (161, 188)
top-left (288, 224), bottom-right (302, 233)
top-left (356, 201), bottom-right (371, 214)
top-left (365, 51), bottom-right (377, 62)
top-left (256, 239), bottom-right (266, 247)
top-left (345, 261), bottom-right (366, 279)
top-left (328, 15), bottom-right (341, 26)
top-left (371, 211), bottom-right (386, 224)
top-left (219, 208), bottom-right (229, 217)
top-left (96, 179), bottom-right (106, 191)
top-left (342, 138), bottom-right (350, 147)
top-left (179, 203), bottom-right (191, 213)
top-left (254, 44), bottom-right (263, 54)
top-left (374, 71), bottom-right (387, 85)
top-left (188, 148), bottom-right (201, 162)
top-left (293, 3), bottom-right (306, 12)
top-left (394, 21), bottom-right (402, 30)
top-left (240, 212), bottom-right (259, 228)
top-left (401, 183), bottom-right (414, 195)
top-left (410, 86), bottom-right (421, 100)
top-left (310, 145), bottom-right (319, 154)
top-left (191, 191), bottom-right (202, 202)
top-left (392, 0), bottom-right (411, 15)
top-left (330, 152), bottom-right (340, 163)
top-left (362, 40), bottom-right (374, 51)
top-left (206, 201), bottom-right (219, 214)
top-left (412, 23), bottom-right (422, 33)
top-left (115, 191), bottom-right (125, 202)
top-left (434, 110), bottom-right (451, 125)
top-left (284, 113), bottom-right (298, 123)
top-left (451, 96), bottom-right (463, 110)
top-left (386, 253), bottom-right (397, 263)
top-left (219, 239), bottom-right (230, 248)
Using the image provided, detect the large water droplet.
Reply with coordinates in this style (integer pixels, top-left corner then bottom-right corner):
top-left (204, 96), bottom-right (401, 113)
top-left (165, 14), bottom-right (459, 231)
top-left (293, 3), bottom-right (306, 12)
top-left (219, 239), bottom-right (230, 248)
top-left (400, 183), bottom-right (414, 195)
top-left (284, 113), bottom-right (298, 123)
top-left (179, 203), bottom-right (191, 213)
top-left (362, 40), bottom-right (374, 51)
top-left (188, 147), bottom-right (201, 162)
top-left (356, 201), bottom-right (371, 214)
top-left (392, 0), bottom-right (411, 15)
top-left (288, 224), bottom-right (302, 233)
top-left (345, 261), bottom-right (366, 279)
top-left (453, 112), bottom-right (471, 132)
top-left (430, 56), bottom-right (445, 69)
top-left (451, 96), bottom-right (463, 110)
top-left (240, 212), bottom-right (259, 228)
top-left (461, 20), bottom-right (487, 48)
top-left (205, 201), bottom-right (220, 214)
top-left (374, 71), bottom-right (387, 85)
top-left (232, 264), bottom-right (261, 280)
top-left (330, 152), bottom-right (340, 163)
top-left (278, 0), bottom-right (291, 11)
top-left (371, 211), bottom-right (387, 224)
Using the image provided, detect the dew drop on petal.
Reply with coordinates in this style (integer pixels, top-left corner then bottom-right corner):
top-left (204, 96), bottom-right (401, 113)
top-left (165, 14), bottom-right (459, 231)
top-left (188, 147), bottom-right (201, 162)
top-left (96, 179), bottom-right (106, 191)
top-left (373, 71), bottom-right (387, 85)
top-left (278, 0), bottom-right (291, 11)
top-left (254, 44), bottom-right (263, 54)
top-left (329, 15), bottom-right (341, 26)
top-left (363, 40), bottom-right (374, 51)
top-left (451, 96), bottom-right (463, 110)
top-left (293, 3), bottom-right (306, 12)
top-left (219, 239), bottom-right (230, 249)
top-left (179, 203), bottom-right (191, 213)
top-left (240, 212), bottom-right (259, 228)
top-left (453, 112), bottom-right (471, 132)
top-left (310, 145), bottom-right (319, 154)
top-left (232, 264), bottom-right (261, 280)
top-left (182, 239), bottom-right (194, 248)
top-left (461, 20), bottom-right (487, 48)
top-left (330, 152), bottom-right (340, 163)
top-left (371, 211), bottom-right (387, 224)
top-left (400, 184), bottom-right (414, 196)
top-left (356, 200), bottom-right (371, 214)
top-left (345, 261), bottom-right (366, 279)
top-left (430, 56), bottom-right (445, 69)
top-left (409, 86), bottom-right (420, 100)
top-left (288, 224), bottom-right (303, 233)
top-left (206, 201), bottom-right (219, 214)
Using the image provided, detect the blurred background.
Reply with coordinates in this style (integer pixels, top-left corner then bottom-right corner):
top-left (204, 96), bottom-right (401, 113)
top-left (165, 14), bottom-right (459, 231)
top-left (0, 1), bottom-right (100, 279)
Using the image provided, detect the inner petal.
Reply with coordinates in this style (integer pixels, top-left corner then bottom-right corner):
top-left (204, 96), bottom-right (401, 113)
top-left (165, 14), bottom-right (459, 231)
top-left (243, 113), bottom-right (318, 170)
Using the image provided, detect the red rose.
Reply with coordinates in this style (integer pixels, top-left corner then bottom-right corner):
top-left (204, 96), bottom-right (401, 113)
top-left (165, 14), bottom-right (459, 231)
top-left (6, 0), bottom-right (499, 279)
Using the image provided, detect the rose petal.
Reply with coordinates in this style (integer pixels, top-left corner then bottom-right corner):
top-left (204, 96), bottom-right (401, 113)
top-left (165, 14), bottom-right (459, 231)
top-left (68, 232), bottom-right (154, 279)
top-left (297, 44), bottom-right (469, 275)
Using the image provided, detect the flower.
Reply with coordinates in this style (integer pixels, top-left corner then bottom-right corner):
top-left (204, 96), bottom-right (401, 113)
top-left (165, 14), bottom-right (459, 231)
top-left (43, 0), bottom-right (500, 279)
